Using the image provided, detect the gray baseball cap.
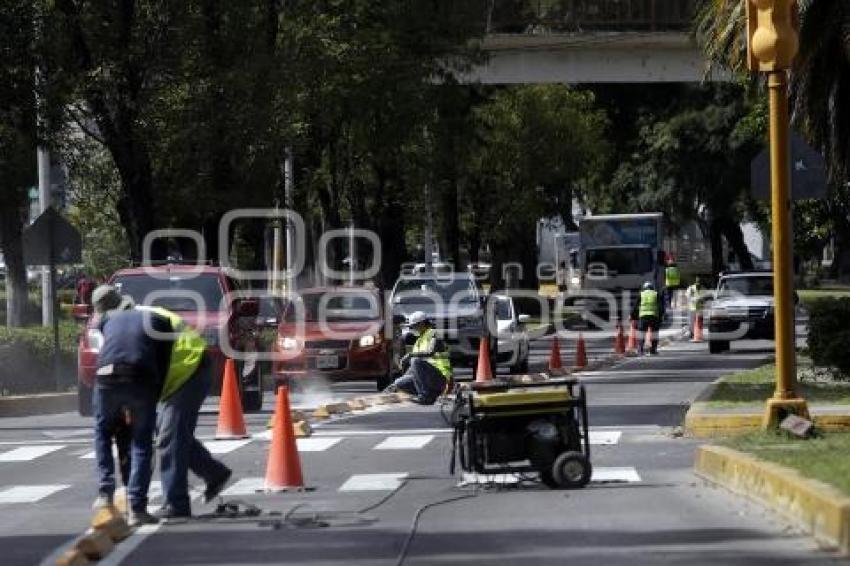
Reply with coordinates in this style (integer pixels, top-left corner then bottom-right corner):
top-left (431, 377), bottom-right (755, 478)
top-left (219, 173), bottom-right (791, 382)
top-left (91, 284), bottom-right (134, 314)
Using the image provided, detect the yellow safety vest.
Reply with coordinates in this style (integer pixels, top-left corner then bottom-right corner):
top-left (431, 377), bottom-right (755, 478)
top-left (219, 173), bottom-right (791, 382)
top-left (137, 306), bottom-right (207, 400)
top-left (665, 266), bottom-right (680, 288)
top-left (639, 289), bottom-right (660, 318)
top-left (686, 285), bottom-right (701, 312)
top-left (413, 328), bottom-right (452, 379)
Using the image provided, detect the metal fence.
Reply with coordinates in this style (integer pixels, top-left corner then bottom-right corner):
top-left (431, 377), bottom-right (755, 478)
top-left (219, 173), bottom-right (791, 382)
top-left (485, 0), bottom-right (698, 33)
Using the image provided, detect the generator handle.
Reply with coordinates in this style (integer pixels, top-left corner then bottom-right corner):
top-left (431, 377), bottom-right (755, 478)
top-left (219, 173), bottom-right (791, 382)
top-left (465, 378), bottom-right (578, 393)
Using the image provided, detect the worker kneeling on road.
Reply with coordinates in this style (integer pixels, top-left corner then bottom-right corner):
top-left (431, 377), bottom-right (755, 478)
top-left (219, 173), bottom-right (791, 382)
top-left (632, 281), bottom-right (664, 356)
top-left (91, 285), bottom-right (173, 527)
top-left (384, 311), bottom-right (452, 405)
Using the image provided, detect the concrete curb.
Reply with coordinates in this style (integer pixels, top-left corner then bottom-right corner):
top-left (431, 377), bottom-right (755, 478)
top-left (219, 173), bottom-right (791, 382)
top-left (0, 392), bottom-right (76, 417)
top-left (695, 445), bottom-right (850, 555)
top-left (684, 402), bottom-right (850, 437)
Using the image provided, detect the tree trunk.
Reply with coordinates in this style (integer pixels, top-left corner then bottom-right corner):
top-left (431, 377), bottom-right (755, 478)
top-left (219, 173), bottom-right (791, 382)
top-left (440, 180), bottom-right (461, 268)
top-left (720, 218), bottom-right (754, 270)
top-left (709, 217), bottom-right (725, 275)
top-left (0, 203), bottom-right (28, 327)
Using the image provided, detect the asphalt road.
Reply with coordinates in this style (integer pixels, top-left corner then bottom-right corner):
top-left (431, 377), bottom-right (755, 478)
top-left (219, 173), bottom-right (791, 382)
top-left (0, 311), bottom-right (838, 565)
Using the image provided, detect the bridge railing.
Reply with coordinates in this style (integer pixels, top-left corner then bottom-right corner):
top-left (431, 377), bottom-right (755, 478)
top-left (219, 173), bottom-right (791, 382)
top-left (485, 0), bottom-right (698, 34)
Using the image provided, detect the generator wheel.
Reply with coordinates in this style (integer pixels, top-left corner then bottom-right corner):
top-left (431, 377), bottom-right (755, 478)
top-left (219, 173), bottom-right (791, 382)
top-left (552, 451), bottom-right (591, 489)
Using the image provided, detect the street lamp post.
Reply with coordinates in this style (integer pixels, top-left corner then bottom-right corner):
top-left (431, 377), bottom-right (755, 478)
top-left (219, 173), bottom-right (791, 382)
top-left (746, 0), bottom-right (809, 427)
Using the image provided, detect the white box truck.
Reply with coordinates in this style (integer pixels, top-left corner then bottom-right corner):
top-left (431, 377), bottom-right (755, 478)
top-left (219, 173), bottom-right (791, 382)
top-left (568, 213), bottom-right (665, 325)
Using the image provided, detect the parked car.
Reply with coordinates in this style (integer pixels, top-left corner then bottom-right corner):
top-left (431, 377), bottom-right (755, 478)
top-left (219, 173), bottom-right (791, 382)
top-left (74, 263), bottom-right (263, 416)
top-left (492, 294), bottom-right (531, 373)
top-left (706, 270), bottom-right (776, 354)
top-left (390, 271), bottom-right (495, 368)
top-left (272, 287), bottom-right (402, 391)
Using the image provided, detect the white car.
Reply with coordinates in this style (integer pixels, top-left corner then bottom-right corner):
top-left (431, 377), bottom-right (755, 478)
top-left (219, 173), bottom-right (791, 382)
top-left (492, 294), bottom-right (531, 373)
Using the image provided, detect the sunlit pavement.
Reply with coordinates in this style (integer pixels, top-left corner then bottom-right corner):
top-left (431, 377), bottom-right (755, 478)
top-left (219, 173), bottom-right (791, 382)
top-left (1, 319), bottom-right (841, 565)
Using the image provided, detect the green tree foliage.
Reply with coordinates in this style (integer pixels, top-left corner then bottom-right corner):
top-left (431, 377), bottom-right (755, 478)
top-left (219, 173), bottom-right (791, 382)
top-left (695, 0), bottom-right (850, 277)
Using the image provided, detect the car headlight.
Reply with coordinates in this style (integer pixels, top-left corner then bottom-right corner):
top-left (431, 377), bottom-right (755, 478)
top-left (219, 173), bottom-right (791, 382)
top-left (87, 329), bottom-right (104, 352)
top-left (570, 276), bottom-right (580, 287)
top-left (358, 334), bottom-right (381, 347)
top-left (277, 336), bottom-right (299, 350)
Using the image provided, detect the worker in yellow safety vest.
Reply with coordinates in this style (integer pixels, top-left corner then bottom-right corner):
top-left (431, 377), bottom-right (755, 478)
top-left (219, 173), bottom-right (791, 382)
top-left (384, 311), bottom-right (452, 405)
top-left (136, 305), bottom-right (233, 522)
top-left (664, 258), bottom-right (681, 309)
top-left (685, 277), bottom-right (703, 338)
top-left (632, 281), bottom-right (664, 355)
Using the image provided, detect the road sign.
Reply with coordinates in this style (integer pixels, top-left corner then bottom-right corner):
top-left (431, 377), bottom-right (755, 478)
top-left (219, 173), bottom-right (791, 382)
top-left (751, 132), bottom-right (827, 200)
top-left (22, 207), bottom-right (82, 266)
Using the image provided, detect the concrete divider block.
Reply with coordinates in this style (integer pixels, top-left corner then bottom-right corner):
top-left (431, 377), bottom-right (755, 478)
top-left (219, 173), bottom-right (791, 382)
top-left (75, 530), bottom-right (114, 560)
top-left (112, 488), bottom-right (128, 515)
top-left (293, 420), bottom-right (312, 437)
top-left (95, 516), bottom-right (131, 542)
top-left (55, 548), bottom-right (90, 566)
top-left (312, 406), bottom-right (331, 419)
top-left (324, 402), bottom-right (351, 415)
top-left (290, 409), bottom-right (307, 422)
top-left (346, 398), bottom-right (366, 410)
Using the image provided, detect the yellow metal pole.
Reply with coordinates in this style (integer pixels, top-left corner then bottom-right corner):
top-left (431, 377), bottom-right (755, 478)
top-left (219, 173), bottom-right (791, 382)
top-left (763, 70), bottom-right (809, 426)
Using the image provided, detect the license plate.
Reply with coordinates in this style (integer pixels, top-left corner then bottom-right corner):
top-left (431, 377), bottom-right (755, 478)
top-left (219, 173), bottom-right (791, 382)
top-left (316, 355), bottom-right (338, 369)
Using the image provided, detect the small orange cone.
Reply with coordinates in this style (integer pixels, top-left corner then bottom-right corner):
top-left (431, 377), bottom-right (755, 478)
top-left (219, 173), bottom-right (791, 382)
top-left (692, 314), bottom-right (705, 343)
top-left (575, 333), bottom-right (588, 369)
top-left (264, 385), bottom-right (305, 491)
top-left (614, 323), bottom-right (625, 355)
top-left (548, 337), bottom-right (563, 370)
top-left (216, 358), bottom-right (248, 439)
top-left (626, 320), bottom-right (638, 353)
top-left (475, 336), bottom-right (494, 382)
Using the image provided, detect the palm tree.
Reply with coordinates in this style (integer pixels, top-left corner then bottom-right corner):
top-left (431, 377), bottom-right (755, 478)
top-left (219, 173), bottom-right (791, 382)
top-left (694, 0), bottom-right (850, 277)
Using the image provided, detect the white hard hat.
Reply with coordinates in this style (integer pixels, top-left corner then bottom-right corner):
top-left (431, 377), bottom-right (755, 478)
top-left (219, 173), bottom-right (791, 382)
top-left (407, 311), bottom-right (429, 326)
top-left (643, 281), bottom-right (654, 290)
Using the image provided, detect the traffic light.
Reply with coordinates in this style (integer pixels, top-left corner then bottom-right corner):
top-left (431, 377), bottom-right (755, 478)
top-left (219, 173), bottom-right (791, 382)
top-left (746, 0), bottom-right (799, 72)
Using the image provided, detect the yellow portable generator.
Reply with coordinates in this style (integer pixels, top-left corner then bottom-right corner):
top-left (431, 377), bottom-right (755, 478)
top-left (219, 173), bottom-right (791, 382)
top-left (451, 378), bottom-right (591, 488)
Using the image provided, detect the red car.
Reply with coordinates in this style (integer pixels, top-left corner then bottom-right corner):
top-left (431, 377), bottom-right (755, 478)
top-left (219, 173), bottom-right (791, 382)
top-left (272, 287), bottom-right (401, 391)
top-left (74, 264), bottom-right (262, 415)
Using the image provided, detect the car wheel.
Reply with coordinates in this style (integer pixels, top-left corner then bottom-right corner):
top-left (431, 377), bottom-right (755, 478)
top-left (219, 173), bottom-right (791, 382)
top-left (552, 451), bottom-right (592, 489)
top-left (78, 382), bottom-right (93, 417)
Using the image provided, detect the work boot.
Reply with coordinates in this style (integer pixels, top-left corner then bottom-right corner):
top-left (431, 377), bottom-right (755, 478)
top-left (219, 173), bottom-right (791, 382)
top-left (92, 494), bottom-right (113, 510)
top-left (153, 505), bottom-right (191, 524)
top-left (128, 510), bottom-right (159, 527)
top-left (204, 468), bottom-right (233, 504)
top-left (382, 383), bottom-right (399, 394)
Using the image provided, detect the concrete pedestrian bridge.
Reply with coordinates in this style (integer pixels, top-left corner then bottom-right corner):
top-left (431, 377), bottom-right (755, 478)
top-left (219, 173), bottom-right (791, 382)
top-left (466, 0), bottom-right (728, 84)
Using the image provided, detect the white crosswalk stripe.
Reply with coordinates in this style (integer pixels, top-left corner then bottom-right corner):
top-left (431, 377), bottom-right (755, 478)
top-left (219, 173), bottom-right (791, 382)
top-left (460, 466), bottom-right (640, 486)
top-left (339, 473), bottom-right (408, 492)
top-left (0, 445), bottom-right (65, 462)
top-left (0, 485), bottom-right (70, 503)
top-left (373, 435), bottom-right (434, 450)
top-left (203, 439), bottom-right (252, 454)
top-left (297, 437), bottom-right (343, 452)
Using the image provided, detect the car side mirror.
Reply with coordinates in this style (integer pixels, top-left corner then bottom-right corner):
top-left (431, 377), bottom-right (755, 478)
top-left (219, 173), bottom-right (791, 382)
top-left (517, 314), bottom-right (531, 324)
top-left (237, 299), bottom-right (259, 317)
top-left (71, 304), bottom-right (91, 321)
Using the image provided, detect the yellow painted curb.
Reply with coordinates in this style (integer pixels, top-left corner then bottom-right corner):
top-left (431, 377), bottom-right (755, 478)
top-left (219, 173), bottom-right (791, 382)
top-left (695, 445), bottom-right (850, 554)
top-left (55, 548), bottom-right (90, 566)
top-left (685, 403), bottom-right (850, 437)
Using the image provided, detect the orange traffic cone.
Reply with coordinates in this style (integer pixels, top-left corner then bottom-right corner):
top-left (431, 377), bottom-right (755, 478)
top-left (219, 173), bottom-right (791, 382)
top-left (575, 333), bottom-right (588, 369)
top-left (264, 385), bottom-right (305, 491)
top-left (475, 336), bottom-right (494, 382)
top-left (692, 314), bottom-right (705, 343)
top-left (216, 358), bottom-right (248, 439)
top-left (614, 323), bottom-right (626, 355)
top-left (626, 320), bottom-right (638, 353)
top-left (548, 337), bottom-right (563, 371)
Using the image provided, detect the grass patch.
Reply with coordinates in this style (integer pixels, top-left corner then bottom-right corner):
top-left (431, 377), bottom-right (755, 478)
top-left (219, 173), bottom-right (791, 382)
top-left (721, 431), bottom-right (850, 497)
top-left (798, 288), bottom-right (850, 308)
top-left (706, 360), bottom-right (850, 407)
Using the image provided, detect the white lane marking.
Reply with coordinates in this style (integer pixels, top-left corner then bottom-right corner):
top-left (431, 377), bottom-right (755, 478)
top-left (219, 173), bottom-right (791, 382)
top-left (339, 473), bottom-right (408, 492)
top-left (42, 429), bottom-right (91, 439)
top-left (79, 447), bottom-right (119, 460)
top-left (588, 431), bottom-right (621, 445)
top-left (203, 439), bottom-right (252, 454)
top-left (591, 467), bottom-right (641, 483)
top-left (250, 430), bottom-right (272, 441)
top-left (373, 435), bottom-right (434, 450)
top-left (313, 428), bottom-right (450, 437)
top-left (0, 484), bottom-right (70, 503)
top-left (98, 523), bottom-right (161, 566)
top-left (0, 445), bottom-right (65, 462)
top-left (221, 477), bottom-right (265, 497)
top-left (297, 437), bottom-right (342, 452)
